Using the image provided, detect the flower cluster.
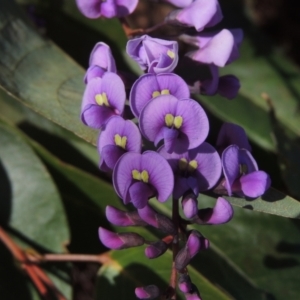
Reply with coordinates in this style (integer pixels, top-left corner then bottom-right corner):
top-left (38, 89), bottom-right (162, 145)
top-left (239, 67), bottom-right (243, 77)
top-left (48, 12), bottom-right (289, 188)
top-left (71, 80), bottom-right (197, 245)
top-left (78, 0), bottom-right (271, 299)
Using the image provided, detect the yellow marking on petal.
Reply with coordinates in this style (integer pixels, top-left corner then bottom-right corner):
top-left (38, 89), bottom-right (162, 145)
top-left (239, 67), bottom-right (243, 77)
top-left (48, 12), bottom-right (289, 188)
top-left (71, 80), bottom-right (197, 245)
top-left (161, 89), bottom-right (170, 95)
top-left (141, 170), bottom-right (149, 183)
top-left (178, 158), bottom-right (188, 171)
top-left (114, 134), bottom-right (127, 149)
top-left (132, 170), bottom-right (141, 181)
top-left (167, 50), bottom-right (175, 59)
top-left (165, 114), bottom-right (174, 127)
top-left (188, 160), bottom-right (198, 172)
top-left (95, 92), bottom-right (109, 106)
top-left (152, 91), bottom-right (161, 98)
top-left (174, 116), bottom-right (183, 129)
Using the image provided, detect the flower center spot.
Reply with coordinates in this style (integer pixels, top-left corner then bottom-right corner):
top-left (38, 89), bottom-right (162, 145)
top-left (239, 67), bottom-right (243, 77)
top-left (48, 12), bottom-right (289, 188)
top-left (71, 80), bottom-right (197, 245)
top-left (95, 92), bottom-right (109, 106)
top-left (165, 114), bottom-right (183, 129)
top-left (240, 164), bottom-right (248, 175)
top-left (114, 134), bottom-right (127, 149)
top-left (167, 50), bottom-right (175, 59)
top-left (132, 170), bottom-right (149, 183)
top-left (178, 158), bottom-right (198, 173)
top-left (152, 89), bottom-right (170, 98)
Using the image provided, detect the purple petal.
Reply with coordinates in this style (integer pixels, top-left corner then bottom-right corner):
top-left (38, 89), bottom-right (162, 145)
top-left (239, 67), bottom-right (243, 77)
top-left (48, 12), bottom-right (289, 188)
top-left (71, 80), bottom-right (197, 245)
top-left (238, 149), bottom-right (258, 173)
top-left (186, 231), bottom-right (201, 257)
top-left (76, 0), bottom-right (101, 19)
top-left (106, 206), bottom-right (146, 226)
top-left (182, 194), bottom-right (198, 218)
top-left (217, 75), bottom-right (240, 99)
top-left (145, 240), bottom-right (168, 259)
top-left (129, 182), bottom-right (154, 209)
top-left (164, 0), bottom-right (193, 8)
top-left (116, 0), bottom-right (138, 16)
top-left (100, 72), bottom-right (126, 114)
top-left (89, 42), bottom-right (116, 72)
top-left (201, 64), bottom-right (219, 95)
top-left (138, 205), bottom-right (158, 228)
top-left (81, 104), bottom-right (115, 129)
top-left (99, 144), bottom-right (125, 171)
top-left (173, 177), bottom-right (190, 199)
top-left (100, 0), bottom-right (117, 18)
top-left (231, 28), bottom-right (244, 47)
top-left (197, 197), bottom-right (234, 224)
top-left (216, 123), bottom-right (251, 152)
top-left (163, 127), bottom-right (180, 153)
top-left (84, 65), bottom-right (106, 84)
top-left (222, 145), bottom-right (240, 196)
top-left (135, 285), bottom-right (160, 299)
top-left (81, 77), bottom-right (102, 109)
top-left (189, 29), bottom-right (234, 67)
top-left (173, 0), bottom-right (223, 31)
top-left (178, 274), bottom-right (192, 293)
top-left (240, 171), bottom-right (271, 198)
top-left (98, 227), bottom-right (124, 249)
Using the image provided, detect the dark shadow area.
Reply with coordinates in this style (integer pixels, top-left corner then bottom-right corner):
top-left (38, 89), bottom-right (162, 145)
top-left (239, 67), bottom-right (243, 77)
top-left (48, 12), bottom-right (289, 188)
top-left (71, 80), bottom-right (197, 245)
top-left (0, 243), bottom-right (32, 300)
top-left (276, 241), bottom-right (300, 254)
top-left (0, 159), bottom-right (12, 225)
top-left (18, 122), bottom-right (105, 179)
top-left (96, 262), bottom-right (174, 300)
top-left (191, 248), bottom-right (273, 300)
top-left (243, 204), bottom-right (254, 210)
top-left (264, 255), bottom-right (299, 269)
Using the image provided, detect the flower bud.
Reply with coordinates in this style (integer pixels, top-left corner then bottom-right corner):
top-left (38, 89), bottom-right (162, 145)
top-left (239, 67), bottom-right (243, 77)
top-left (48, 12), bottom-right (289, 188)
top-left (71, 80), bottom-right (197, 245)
top-left (178, 274), bottom-right (192, 293)
top-left (184, 284), bottom-right (202, 300)
top-left (182, 194), bottom-right (198, 218)
top-left (135, 285), bottom-right (160, 299)
top-left (98, 227), bottom-right (144, 250)
top-left (194, 197), bottom-right (233, 225)
top-left (106, 206), bottom-right (147, 227)
top-left (175, 231), bottom-right (209, 270)
top-left (145, 240), bottom-right (168, 259)
top-left (138, 205), bottom-right (176, 234)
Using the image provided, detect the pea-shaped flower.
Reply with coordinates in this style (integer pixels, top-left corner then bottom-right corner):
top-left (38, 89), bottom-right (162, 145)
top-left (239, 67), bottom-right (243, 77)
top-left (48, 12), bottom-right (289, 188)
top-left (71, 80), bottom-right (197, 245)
top-left (130, 73), bottom-right (190, 118)
top-left (222, 145), bottom-right (271, 198)
top-left (126, 35), bottom-right (178, 73)
top-left (76, 0), bottom-right (138, 19)
top-left (113, 152), bottom-right (174, 209)
top-left (81, 73), bottom-right (126, 129)
top-left (140, 95), bottom-right (209, 154)
top-left (98, 116), bottom-right (142, 171)
top-left (159, 142), bottom-right (221, 198)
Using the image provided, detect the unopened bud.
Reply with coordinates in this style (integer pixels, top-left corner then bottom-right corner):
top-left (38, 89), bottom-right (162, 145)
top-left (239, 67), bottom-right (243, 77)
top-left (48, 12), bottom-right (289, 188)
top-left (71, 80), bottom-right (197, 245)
top-left (106, 206), bottom-right (147, 227)
top-left (194, 197), bottom-right (233, 225)
top-left (178, 274), bottom-right (192, 293)
top-left (145, 240), bottom-right (168, 259)
top-left (182, 194), bottom-right (198, 218)
top-left (98, 227), bottom-right (144, 250)
top-left (175, 231), bottom-right (209, 270)
top-left (138, 205), bottom-right (176, 234)
top-left (135, 285), bottom-right (160, 299)
top-left (184, 284), bottom-right (202, 300)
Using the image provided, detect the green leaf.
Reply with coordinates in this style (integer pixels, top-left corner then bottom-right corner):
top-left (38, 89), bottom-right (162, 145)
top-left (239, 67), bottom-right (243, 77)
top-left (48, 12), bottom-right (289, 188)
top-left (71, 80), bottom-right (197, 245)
top-left (0, 120), bottom-right (71, 299)
top-left (0, 0), bottom-right (97, 145)
top-left (223, 188), bottom-right (300, 219)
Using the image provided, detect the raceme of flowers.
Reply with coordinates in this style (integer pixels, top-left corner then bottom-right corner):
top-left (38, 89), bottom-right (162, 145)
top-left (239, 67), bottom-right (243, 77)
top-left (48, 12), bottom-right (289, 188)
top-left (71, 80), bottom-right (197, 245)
top-left (77, 0), bottom-right (271, 299)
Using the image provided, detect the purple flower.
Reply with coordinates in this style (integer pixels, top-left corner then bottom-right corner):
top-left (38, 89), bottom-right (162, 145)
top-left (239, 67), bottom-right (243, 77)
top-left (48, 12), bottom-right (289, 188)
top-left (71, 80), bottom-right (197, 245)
top-left (216, 123), bottom-right (252, 153)
top-left (126, 35), bottom-right (179, 73)
top-left (130, 73), bottom-right (190, 118)
top-left (99, 227), bottom-right (144, 249)
top-left (182, 29), bottom-right (243, 67)
top-left (164, 0), bottom-right (193, 7)
top-left (105, 206), bottom-right (147, 226)
top-left (145, 240), bottom-right (168, 259)
top-left (184, 284), bottom-right (202, 300)
top-left (178, 274), bottom-right (192, 293)
top-left (113, 152), bottom-right (174, 208)
top-left (201, 65), bottom-right (240, 99)
top-left (159, 142), bottom-right (221, 198)
top-left (222, 145), bottom-right (271, 198)
top-left (76, 0), bottom-right (138, 19)
top-left (194, 197), bottom-right (234, 225)
top-left (135, 285), bottom-right (160, 299)
top-left (182, 193), bottom-right (198, 218)
top-left (81, 73), bottom-right (126, 129)
top-left (98, 116), bottom-right (142, 171)
top-left (140, 95), bottom-right (209, 154)
top-left (166, 0), bottom-right (223, 32)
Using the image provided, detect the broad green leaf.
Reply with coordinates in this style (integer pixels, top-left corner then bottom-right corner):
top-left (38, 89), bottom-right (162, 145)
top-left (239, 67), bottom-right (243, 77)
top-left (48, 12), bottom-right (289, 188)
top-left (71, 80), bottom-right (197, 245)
top-left (197, 194), bottom-right (300, 300)
top-left (0, 120), bottom-right (71, 298)
top-left (223, 188), bottom-right (300, 219)
top-left (0, 0), bottom-right (97, 145)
